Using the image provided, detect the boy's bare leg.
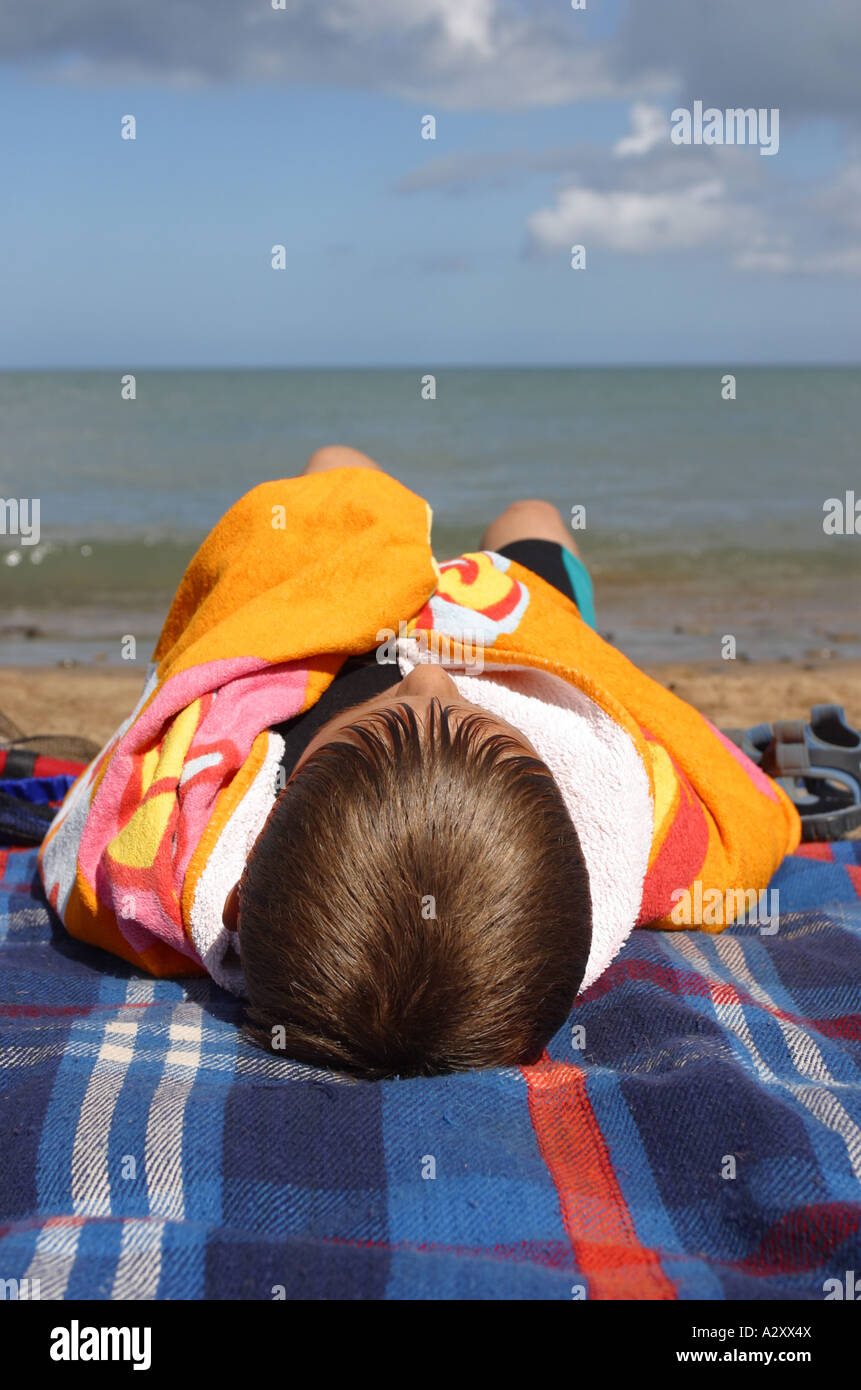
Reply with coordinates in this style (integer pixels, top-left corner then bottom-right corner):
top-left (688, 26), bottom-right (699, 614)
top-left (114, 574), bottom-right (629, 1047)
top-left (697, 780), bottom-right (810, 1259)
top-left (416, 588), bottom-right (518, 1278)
top-left (302, 445), bottom-right (383, 476)
top-left (480, 499), bottom-right (580, 557)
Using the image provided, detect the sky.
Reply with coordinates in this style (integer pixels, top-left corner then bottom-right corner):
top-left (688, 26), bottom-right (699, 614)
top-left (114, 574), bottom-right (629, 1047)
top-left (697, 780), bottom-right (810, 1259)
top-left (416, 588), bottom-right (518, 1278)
top-left (2, 0), bottom-right (861, 367)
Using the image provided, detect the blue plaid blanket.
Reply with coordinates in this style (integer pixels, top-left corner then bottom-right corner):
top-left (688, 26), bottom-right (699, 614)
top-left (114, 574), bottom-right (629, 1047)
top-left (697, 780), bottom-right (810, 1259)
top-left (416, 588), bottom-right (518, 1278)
top-left (2, 776), bottom-right (860, 1300)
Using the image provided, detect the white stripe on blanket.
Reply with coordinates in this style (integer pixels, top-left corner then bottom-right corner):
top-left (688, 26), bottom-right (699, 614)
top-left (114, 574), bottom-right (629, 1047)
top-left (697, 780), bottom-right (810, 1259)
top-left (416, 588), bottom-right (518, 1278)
top-left (397, 637), bottom-right (654, 993)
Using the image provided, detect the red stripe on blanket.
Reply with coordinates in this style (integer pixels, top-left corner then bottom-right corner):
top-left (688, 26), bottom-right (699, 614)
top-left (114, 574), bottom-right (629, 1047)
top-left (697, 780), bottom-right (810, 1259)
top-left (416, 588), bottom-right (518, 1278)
top-left (740, 1203), bottom-right (860, 1277)
top-left (0, 1001), bottom-right (160, 1019)
top-left (847, 864), bottom-right (861, 899)
top-left (795, 843), bottom-right (835, 861)
top-left (523, 1055), bottom-right (677, 1300)
top-left (0, 751), bottom-right (85, 778)
top-left (0, 849), bottom-right (9, 880)
top-left (587, 957), bottom-right (861, 1041)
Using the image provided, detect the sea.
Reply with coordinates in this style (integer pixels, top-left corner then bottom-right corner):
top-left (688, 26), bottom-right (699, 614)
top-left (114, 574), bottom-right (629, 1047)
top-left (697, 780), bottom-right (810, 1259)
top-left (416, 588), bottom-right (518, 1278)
top-left (2, 367), bottom-right (860, 667)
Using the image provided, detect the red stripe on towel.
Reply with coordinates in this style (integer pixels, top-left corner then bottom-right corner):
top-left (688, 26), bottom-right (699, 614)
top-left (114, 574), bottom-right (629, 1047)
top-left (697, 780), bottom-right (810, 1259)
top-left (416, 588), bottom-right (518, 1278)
top-left (523, 1055), bottom-right (677, 1300)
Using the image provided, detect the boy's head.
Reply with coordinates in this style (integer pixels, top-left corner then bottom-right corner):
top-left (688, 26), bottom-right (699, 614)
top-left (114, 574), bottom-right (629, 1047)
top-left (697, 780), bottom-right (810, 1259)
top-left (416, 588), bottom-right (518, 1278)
top-left (236, 670), bottom-right (591, 1080)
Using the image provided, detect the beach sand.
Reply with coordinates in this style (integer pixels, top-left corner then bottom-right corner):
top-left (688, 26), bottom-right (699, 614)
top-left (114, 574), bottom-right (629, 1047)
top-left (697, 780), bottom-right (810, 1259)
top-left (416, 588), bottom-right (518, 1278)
top-left (1, 660), bottom-right (859, 750)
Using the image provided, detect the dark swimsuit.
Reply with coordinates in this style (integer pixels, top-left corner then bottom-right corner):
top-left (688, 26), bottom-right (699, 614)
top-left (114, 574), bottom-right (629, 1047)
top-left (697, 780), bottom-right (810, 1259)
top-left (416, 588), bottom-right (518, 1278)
top-left (272, 540), bottom-right (595, 780)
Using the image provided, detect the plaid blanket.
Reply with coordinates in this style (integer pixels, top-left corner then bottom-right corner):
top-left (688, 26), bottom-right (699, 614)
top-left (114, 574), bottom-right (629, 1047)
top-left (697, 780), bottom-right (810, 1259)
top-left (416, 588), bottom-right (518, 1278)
top-left (2, 776), bottom-right (860, 1299)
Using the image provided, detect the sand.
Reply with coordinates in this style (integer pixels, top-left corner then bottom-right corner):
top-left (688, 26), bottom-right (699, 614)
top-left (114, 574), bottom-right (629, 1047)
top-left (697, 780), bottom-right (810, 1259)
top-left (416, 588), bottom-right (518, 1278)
top-left (1, 660), bottom-right (859, 750)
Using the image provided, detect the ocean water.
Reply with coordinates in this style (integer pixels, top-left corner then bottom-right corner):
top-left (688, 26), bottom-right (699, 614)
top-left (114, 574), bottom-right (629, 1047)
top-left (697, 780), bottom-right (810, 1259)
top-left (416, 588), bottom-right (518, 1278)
top-left (2, 368), bottom-right (860, 665)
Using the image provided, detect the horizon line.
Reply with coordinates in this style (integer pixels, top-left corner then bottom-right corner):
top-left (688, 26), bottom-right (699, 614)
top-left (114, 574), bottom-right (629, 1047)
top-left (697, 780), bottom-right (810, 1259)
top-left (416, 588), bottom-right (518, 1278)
top-left (2, 361), bottom-right (860, 372)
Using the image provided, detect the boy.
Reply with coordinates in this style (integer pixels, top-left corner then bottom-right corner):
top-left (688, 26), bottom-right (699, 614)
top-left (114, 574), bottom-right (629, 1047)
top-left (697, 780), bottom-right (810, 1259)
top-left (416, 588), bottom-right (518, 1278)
top-left (40, 447), bottom-right (800, 1078)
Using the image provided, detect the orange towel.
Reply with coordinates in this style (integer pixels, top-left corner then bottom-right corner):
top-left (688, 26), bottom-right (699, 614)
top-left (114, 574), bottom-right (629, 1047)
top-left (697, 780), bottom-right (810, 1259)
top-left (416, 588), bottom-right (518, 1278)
top-left (39, 466), bottom-right (800, 979)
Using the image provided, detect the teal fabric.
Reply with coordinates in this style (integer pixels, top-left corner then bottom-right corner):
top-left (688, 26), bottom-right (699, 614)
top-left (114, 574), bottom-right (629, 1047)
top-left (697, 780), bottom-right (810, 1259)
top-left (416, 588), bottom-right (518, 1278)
top-left (561, 549), bottom-right (597, 629)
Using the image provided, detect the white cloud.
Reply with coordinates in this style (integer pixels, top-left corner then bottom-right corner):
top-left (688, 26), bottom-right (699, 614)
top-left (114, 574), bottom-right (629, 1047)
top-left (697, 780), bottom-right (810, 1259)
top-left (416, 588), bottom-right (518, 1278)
top-left (527, 178), bottom-right (759, 255)
top-left (524, 115), bottom-right (861, 275)
top-left (613, 103), bottom-right (668, 158)
top-left (321, 0), bottom-right (496, 58)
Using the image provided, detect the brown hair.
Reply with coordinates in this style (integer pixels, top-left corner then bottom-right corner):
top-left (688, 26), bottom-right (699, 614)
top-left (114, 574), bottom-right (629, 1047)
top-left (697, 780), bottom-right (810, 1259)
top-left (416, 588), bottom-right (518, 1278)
top-left (240, 699), bottom-right (591, 1080)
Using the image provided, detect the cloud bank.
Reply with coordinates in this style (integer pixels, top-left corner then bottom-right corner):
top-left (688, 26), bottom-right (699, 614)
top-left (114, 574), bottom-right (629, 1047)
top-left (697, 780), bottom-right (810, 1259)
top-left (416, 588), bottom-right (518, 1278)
top-left (3, 0), bottom-right (859, 274)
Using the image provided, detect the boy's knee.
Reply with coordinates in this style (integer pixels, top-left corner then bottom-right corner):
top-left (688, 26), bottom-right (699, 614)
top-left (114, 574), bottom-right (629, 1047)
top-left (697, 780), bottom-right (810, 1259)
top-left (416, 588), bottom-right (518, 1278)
top-left (481, 497), bottom-right (576, 554)
top-left (500, 499), bottom-right (561, 524)
top-left (303, 445), bottom-right (380, 475)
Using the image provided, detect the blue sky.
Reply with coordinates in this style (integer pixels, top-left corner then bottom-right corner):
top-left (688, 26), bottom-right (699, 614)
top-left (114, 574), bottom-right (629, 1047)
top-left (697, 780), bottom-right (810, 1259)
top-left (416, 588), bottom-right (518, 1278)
top-left (2, 0), bottom-right (861, 366)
